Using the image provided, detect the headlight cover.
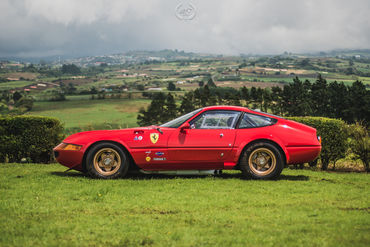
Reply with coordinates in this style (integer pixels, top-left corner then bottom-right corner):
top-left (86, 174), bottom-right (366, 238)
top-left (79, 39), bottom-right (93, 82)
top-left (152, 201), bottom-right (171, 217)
top-left (57, 143), bottom-right (82, 151)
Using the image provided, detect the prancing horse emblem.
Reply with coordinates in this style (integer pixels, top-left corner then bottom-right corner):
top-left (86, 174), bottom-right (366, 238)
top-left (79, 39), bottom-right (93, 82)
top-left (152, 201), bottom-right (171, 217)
top-left (150, 133), bottom-right (159, 144)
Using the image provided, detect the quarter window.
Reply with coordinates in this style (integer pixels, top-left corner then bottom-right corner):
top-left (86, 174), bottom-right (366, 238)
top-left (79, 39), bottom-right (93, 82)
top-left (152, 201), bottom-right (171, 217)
top-left (191, 111), bottom-right (240, 129)
top-left (238, 113), bottom-right (276, 128)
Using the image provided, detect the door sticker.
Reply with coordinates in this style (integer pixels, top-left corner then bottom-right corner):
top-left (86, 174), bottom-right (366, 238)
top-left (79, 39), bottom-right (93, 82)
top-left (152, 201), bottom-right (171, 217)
top-left (134, 136), bottom-right (143, 141)
top-left (150, 133), bottom-right (159, 144)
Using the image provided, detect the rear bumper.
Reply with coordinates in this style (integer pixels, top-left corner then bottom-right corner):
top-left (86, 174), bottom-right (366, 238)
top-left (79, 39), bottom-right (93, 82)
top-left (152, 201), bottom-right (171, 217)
top-left (286, 146), bottom-right (321, 164)
top-left (53, 146), bottom-right (84, 171)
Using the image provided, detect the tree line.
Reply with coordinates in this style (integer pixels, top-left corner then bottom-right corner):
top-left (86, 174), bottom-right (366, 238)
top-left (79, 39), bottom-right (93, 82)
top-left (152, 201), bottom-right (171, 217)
top-left (137, 75), bottom-right (370, 127)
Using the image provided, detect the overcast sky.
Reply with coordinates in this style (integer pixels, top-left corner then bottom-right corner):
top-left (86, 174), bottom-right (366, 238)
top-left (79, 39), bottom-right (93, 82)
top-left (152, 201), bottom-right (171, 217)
top-left (0, 0), bottom-right (369, 58)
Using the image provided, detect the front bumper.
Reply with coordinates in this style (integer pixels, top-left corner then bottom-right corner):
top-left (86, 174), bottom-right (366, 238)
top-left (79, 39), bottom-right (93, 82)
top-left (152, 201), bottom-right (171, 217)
top-left (53, 144), bottom-right (84, 171)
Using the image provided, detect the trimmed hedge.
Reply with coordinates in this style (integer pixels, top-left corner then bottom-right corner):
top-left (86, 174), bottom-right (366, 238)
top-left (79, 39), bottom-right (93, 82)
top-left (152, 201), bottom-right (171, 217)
top-left (287, 116), bottom-right (348, 170)
top-left (0, 116), bottom-right (64, 163)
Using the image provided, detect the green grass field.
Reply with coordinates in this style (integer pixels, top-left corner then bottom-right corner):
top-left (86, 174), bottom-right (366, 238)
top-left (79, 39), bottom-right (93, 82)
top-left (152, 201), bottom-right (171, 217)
top-left (28, 98), bottom-right (150, 132)
top-left (0, 163), bottom-right (369, 246)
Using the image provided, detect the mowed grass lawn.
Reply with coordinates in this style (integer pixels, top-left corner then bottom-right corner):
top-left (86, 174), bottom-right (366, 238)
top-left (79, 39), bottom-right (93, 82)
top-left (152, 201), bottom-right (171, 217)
top-left (28, 99), bottom-right (150, 131)
top-left (0, 164), bottom-right (369, 246)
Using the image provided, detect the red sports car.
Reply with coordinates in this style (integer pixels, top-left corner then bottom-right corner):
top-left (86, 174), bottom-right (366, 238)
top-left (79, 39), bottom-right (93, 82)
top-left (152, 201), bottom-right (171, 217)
top-left (54, 106), bottom-right (321, 179)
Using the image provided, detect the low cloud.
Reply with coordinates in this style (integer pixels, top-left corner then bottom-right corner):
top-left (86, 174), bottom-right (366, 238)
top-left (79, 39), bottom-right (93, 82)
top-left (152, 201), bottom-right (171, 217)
top-left (0, 0), bottom-right (369, 57)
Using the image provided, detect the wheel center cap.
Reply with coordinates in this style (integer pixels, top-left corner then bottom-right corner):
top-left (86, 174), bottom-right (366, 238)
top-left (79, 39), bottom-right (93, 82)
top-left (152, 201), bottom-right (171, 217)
top-left (104, 158), bottom-right (112, 166)
top-left (258, 157), bottom-right (266, 165)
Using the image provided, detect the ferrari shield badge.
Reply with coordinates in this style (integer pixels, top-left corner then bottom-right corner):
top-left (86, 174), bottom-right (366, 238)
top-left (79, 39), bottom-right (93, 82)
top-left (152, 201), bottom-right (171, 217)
top-left (150, 133), bottom-right (159, 144)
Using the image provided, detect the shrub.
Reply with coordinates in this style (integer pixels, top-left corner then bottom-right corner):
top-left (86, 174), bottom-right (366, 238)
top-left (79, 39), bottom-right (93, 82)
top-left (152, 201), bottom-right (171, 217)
top-left (0, 116), bottom-right (64, 163)
top-left (287, 117), bottom-right (348, 170)
top-left (348, 122), bottom-right (369, 172)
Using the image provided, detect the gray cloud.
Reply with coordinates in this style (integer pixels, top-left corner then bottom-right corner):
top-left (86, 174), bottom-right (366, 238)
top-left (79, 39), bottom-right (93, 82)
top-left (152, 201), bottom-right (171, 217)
top-left (0, 0), bottom-right (369, 57)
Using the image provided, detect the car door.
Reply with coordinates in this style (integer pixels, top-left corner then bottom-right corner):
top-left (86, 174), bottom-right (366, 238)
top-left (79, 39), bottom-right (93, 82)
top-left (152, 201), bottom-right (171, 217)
top-left (126, 127), bottom-right (177, 169)
top-left (167, 110), bottom-right (241, 168)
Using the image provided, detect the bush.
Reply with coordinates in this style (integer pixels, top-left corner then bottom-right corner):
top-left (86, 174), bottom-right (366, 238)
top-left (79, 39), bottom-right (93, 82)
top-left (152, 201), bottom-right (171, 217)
top-left (0, 116), bottom-right (64, 163)
top-left (348, 122), bottom-right (369, 172)
top-left (287, 117), bottom-right (348, 170)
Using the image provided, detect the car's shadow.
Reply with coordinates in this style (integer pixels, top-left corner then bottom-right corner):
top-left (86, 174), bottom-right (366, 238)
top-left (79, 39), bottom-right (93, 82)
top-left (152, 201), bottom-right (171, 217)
top-left (50, 171), bottom-right (309, 181)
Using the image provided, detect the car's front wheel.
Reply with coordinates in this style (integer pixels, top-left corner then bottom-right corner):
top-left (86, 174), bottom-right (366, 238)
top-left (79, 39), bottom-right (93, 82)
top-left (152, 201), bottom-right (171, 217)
top-left (86, 142), bottom-right (129, 179)
top-left (240, 142), bottom-right (284, 179)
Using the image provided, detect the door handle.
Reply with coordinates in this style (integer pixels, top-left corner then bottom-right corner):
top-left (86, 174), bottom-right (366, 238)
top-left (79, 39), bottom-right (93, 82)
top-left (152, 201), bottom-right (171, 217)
top-left (220, 133), bottom-right (224, 138)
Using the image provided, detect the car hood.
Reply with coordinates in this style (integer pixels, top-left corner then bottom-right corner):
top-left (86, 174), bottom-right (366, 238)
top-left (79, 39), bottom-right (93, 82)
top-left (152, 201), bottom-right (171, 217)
top-left (63, 126), bottom-right (153, 145)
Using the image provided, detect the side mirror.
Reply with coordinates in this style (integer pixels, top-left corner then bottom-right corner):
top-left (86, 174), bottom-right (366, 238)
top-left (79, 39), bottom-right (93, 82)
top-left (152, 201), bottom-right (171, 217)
top-left (180, 122), bottom-right (191, 133)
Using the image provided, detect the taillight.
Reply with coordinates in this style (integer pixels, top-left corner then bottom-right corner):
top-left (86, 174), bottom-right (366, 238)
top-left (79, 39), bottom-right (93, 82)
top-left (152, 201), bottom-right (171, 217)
top-left (317, 136), bottom-right (321, 144)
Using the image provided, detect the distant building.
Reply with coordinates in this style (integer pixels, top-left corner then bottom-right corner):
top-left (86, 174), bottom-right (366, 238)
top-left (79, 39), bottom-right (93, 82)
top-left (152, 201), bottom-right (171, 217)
top-left (147, 88), bottom-right (163, 91)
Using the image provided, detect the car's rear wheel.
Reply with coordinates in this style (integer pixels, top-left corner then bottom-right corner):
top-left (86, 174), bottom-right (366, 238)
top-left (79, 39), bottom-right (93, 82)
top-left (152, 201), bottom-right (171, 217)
top-left (240, 142), bottom-right (284, 179)
top-left (86, 142), bottom-right (129, 179)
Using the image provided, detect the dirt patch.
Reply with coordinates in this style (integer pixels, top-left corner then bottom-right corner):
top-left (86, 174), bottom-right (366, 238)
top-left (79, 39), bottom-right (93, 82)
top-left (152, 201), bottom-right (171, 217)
top-left (216, 81), bottom-right (284, 88)
top-left (129, 208), bottom-right (180, 215)
top-left (339, 207), bottom-right (370, 212)
top-left (57, 78), bottom-right (95, 86)
top-left (239, 67), bottom-right (308, 75)
top-left (5, 72), bottom-right (38, 80)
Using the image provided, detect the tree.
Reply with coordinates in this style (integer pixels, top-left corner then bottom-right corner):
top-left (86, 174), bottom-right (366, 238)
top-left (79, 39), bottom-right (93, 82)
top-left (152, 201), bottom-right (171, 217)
top-left (262, 89), bottom-right (272, 112)
top-left (327, 81), bottom-right (350, 121)
top-left (136, 84), bottom-right (145, 91)
top-left (137, 93), bottom-right (166, 126)
top-left (164, 93), bottom-right (177, 121)
top-left (179, 91), bottom-right (195, 114)
top-left (67, 83), bottom-right (77, 94)
top-left (250, 87), bottom-right (258, 105)
top-left (12, 91), bottom-right (22, 102)
top-left (310, 74), bottom-right (329, 116)
top-left (15, 96), bottom-right (34, 111)
top-left (193, 88), bottom-right (202, 108)
top-left (198, 81), bottom-right (204, 87)
top-left (256, 88), bottom-right (264, 110)
top-left (201, 85), bottom-right (211, 106)
top-left (207, 77), bottom-right (217, 88)
top-left (167, 82), bottom-right (176, 91)
top-left (349, 80), bottom-right (370, 125)
top-left (61, 64), bottom-right (81, 75)
top-left (282, 77), bottom-right (311, 116)
top-left (270, 86), bottom-right (283, 115)
top-left (90, 86), bottom-right (98, 94)
top-left (240, 86), bottom-right (250, 106)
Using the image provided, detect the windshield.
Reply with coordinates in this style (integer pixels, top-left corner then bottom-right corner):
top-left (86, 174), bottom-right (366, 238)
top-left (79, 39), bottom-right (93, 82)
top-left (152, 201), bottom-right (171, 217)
top-left (160, 108), bottom-right (202, 128)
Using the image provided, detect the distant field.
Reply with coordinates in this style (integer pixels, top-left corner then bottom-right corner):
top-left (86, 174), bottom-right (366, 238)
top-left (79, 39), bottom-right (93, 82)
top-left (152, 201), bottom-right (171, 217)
top-left (0, 81), bottom-right (34, 90)
top-left (27, 98), bottom-right (150, 132)
top-left (0, 164), bottom-right (369, 246)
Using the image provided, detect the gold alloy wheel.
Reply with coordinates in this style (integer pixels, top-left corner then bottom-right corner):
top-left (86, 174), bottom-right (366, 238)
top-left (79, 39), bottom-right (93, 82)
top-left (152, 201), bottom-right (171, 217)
top-left (248, 148), bottom-right (276, 176)
top-left (93, 148), bottom-right (121, 176)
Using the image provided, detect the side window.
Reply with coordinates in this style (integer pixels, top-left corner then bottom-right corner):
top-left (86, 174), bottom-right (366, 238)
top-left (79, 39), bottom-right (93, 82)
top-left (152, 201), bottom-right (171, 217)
top-left (191, 111), bottom-right (240, 129)
top-left (238, 113), bottom-right (276, 128)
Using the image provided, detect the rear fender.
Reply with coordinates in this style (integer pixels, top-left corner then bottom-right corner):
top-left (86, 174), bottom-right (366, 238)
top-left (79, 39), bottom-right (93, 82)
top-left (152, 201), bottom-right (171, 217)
top-left (236, 137), bottom-right (289, 165)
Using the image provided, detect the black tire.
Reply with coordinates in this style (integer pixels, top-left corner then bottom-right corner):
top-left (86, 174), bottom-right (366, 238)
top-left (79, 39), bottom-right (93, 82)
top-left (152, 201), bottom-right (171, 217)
top-left (240, 142), bottom-right (284, 179)
top-left (86, 142), bottom-right (129, 179)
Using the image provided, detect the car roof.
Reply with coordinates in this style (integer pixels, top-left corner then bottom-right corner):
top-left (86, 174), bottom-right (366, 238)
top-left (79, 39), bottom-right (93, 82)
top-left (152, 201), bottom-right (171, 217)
top-left (200, 105), bottom-right (284, 119)
top-left (201, 105), bottom-right (250, 112)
